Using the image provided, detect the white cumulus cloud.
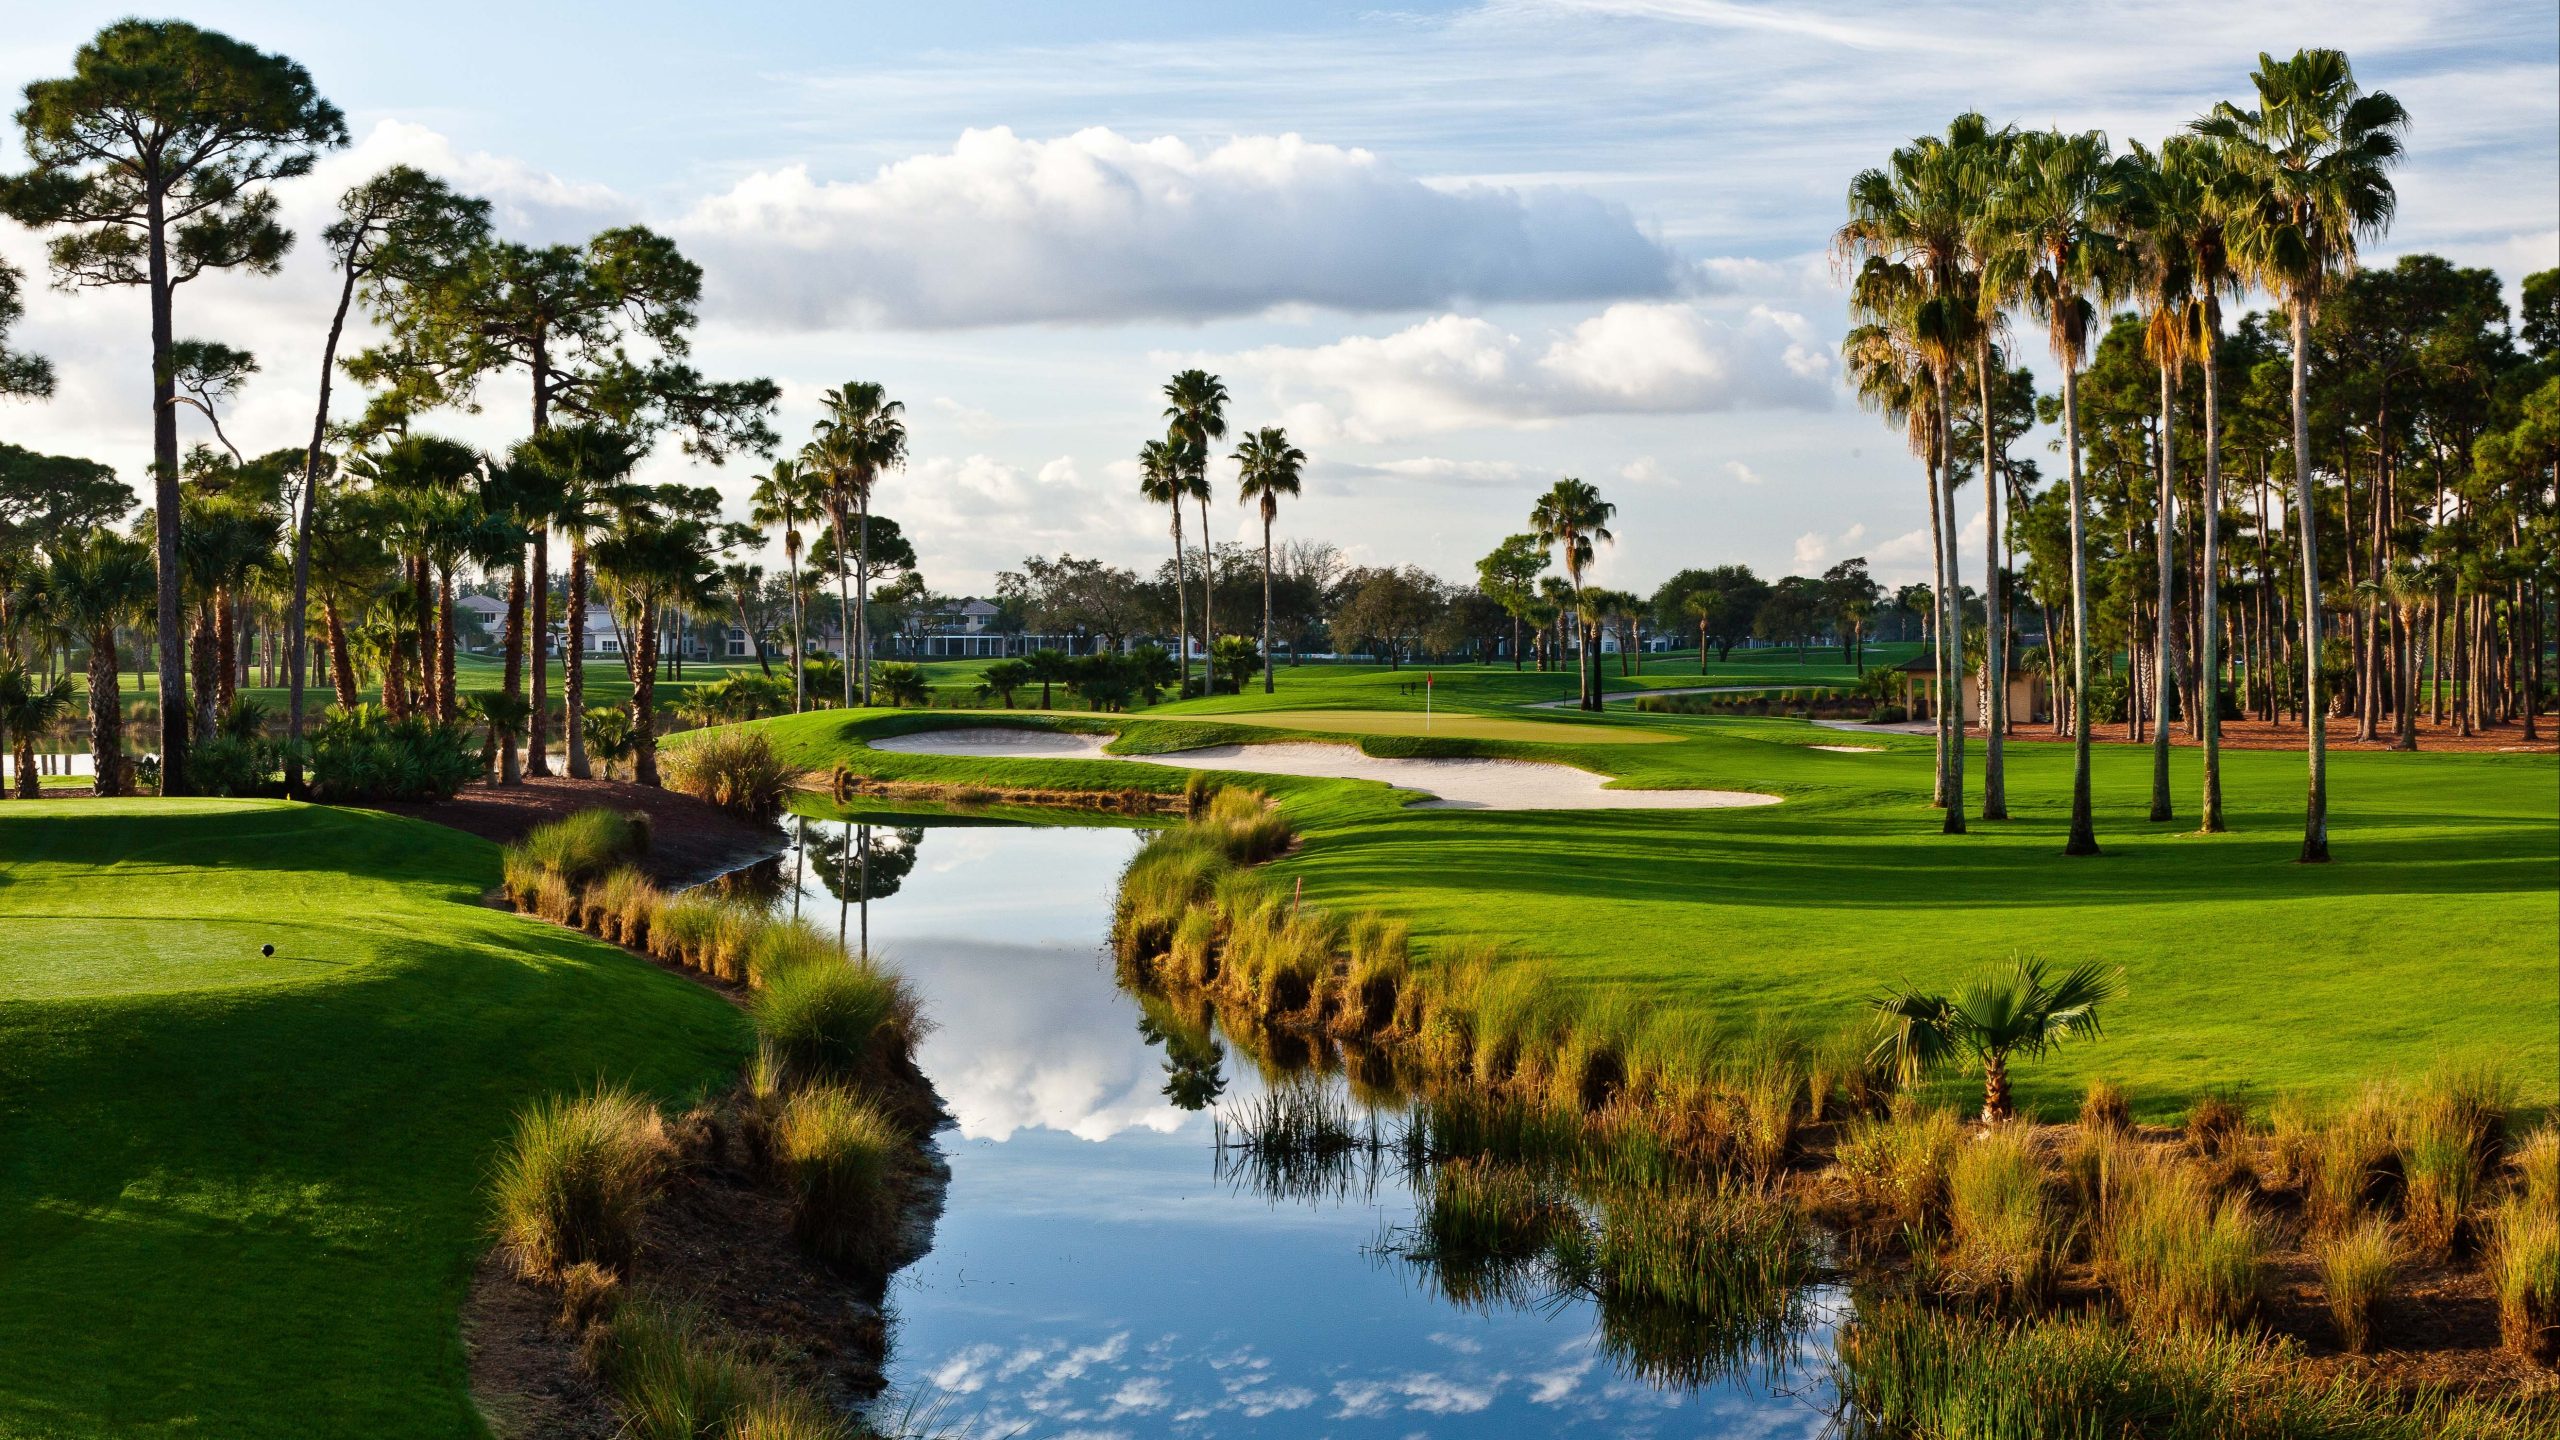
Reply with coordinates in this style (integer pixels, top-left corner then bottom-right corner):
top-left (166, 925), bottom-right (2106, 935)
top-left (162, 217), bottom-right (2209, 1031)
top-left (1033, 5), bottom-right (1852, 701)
top-left (678, 126), bottom-right (1689, 329)
top-left (1229, 301), bottom-right (1832, 442)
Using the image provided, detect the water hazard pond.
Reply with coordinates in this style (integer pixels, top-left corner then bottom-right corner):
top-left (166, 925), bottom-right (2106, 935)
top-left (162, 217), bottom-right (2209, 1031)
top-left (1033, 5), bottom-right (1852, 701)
top-left (757, 812), bottom-right (1842, 1438)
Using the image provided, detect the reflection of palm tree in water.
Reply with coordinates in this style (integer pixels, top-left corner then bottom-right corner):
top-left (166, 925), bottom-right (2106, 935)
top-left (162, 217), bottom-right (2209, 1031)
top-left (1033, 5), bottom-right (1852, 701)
top-left (1136, 994), bottom-right (1227, 1110)
top-left (803, 821), bottom-right (924, 957)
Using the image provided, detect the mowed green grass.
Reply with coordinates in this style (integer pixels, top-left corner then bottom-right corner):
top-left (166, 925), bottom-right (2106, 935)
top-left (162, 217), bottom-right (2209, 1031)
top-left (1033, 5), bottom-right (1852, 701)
top-left (0, 800), bottom-right (751, 1438)
top-left (744, 669), bottom-right (2556, 1120)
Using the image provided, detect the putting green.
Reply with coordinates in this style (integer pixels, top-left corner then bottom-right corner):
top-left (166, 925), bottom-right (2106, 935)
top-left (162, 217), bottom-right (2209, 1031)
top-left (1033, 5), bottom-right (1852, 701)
top-left (1203, 708), bottom-right (1676, 745)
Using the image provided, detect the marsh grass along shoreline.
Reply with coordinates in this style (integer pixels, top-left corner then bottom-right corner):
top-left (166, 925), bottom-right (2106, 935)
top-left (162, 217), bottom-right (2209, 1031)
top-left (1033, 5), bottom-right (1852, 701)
top-left (1105, 793), bottom-right (2560, 1424)
top-left (479, 808), bottom-right (950, 1439)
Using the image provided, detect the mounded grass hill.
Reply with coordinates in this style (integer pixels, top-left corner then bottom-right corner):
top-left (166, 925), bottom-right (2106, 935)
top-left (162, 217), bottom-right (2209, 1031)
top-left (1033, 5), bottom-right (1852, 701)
top-left (736, 658), bottom-right (2557, 1119)
top-left (0, 799), bottom-right (750, 1438)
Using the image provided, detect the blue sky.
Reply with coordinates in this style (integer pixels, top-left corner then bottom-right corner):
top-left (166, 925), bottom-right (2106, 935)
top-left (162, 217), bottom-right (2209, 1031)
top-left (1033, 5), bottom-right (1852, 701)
top-left (4, 2), bottom-right (2553, 594)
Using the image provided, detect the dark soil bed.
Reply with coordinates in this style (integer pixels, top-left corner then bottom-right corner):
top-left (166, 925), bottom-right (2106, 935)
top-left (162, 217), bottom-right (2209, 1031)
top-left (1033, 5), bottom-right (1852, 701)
top-left (385, 776), bottom-right (784, 886)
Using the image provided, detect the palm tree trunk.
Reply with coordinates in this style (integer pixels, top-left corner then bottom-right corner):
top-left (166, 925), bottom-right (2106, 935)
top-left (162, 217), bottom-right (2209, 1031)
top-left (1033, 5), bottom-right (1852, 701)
top-left (2199, 343), bottom-right (2227, 831)
top-left (1926, 435), bottom-right (1950, 808)
top-left (1196, 492), bottom-right (1214, 691)
top-left (325, 600), bottom-right (359, 711)
top-left (2151, 360), bottom-right (2177, 822)
top-left (1981, 1053), bottom-right (2011, 1124)
top-left (501, 560), bottom-right (526, 784)
top-left (2289, 303), bottom-right (2329, 861)
top-left (1261, 515), bottom-right (1275, 694)
top-left (528, 531), bottom-right (551, 776)
top-left (787, 539), bottom-right (806, 714)
top-left (1932, 373), bottom-right (1966, 834)
top-left (631, 596), bottom-right (661, 787)
top-left (1979, 340), bottom-right (2007, 821)
top-left (857, 491), bottom-right (872, 707)
top-left (88, 625), bottom-right (123, 796)
top-left (1170, 508), bottom-right (1190, 698)
top-left (564, 546), bottom-right (591, 777)
top-left (2063, 362), bottom-right (2098, 855)
top-left (829, 499), bottom-right (854, 708)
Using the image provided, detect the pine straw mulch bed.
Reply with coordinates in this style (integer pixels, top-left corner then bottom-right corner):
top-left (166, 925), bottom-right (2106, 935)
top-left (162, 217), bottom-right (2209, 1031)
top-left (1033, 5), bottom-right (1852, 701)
top-left (386, 775), bottom-right (787, 886)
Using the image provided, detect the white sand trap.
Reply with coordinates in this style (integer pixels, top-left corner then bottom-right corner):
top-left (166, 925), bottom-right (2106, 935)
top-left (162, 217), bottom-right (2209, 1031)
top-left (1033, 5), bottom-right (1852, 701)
top-left (1808, 744), bottom-right (1884, 753)
top-left (867, 728), bottom-right (1779, 811)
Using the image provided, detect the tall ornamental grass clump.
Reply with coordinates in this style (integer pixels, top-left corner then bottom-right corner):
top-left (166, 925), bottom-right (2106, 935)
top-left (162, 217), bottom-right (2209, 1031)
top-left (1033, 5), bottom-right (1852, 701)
top-left (585, 1295), bottom-right (846, 1440)
top-left (1946, 1125), bottom-right (2054, 1301)
top-left (504, 807), bottom-right (650, 904)
top-left (664, 728), bottom-right (798, 820)
top-left (2313, 1217), bottom-right (2397, 1353)
top-left (1834, 1302), bottom-right (2549, 1440)
top-left (490, 1086), bottom-right (670, 1279)
top-left (2491, 1196), bottom-right (2560, 1363)
top-left (1595, 1183), bottom-right (1813, 1322)
top-left (1836, 1102), bottom-right (1961, 1235)
top-left (2400, 1063), bottom-right (2511, 1262)
top-left (750, 954), bottom-right (919, 1089)
top-left (773, 1085), bottom-right (905, 1274)
top-left (2103, 1161), bottom-right (2264, 1332)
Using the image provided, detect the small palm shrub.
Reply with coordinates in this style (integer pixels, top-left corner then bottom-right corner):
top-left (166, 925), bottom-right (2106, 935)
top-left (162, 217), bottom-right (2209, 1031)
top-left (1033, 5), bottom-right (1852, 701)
top-left (490, 1086), bottom-right (670, 1278)
top-left (2491, 1197), bottom-right (2560, 1363)
top-left (306, 705), bottom-right (479, 802)
top-left (663, 727), bottom-right (796, 820)
top-left (869, 662), bottom-right (929, 708)
top-left (2314, 1218), bottom-right (2397, 1353)
top-left (750, 955), bottom-right (918, 1088)
top-left (2105, 1161), bottom-right (2265, 1331)
top-left (773, 1085), bottom-right (905, 1273)
top-left (1836, 1101), bottom-right (1962, 1234)
top-left (1867, 955), bottom-right (2125, 1123)
top-left (1947, 1124), bottom-right (2055, 1301)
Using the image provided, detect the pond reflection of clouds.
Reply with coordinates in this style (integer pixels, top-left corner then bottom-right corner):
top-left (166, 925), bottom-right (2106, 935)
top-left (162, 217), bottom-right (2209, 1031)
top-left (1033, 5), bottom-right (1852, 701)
top-left (790, 816), bottom-right (1835, 1439)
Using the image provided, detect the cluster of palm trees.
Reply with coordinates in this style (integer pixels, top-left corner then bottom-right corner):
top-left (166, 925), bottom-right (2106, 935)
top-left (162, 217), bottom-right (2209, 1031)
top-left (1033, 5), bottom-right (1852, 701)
top-left (747, 383), bottom-right (910, 712)
top-left (1136, 370), bottom-right (1308, 696)
top-left (1839, 48), bottom-right (2410, 861)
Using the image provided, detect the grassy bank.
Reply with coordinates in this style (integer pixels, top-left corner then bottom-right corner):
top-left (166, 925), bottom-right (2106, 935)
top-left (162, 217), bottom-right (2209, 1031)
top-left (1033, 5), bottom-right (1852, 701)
top-left (0, 800), bottom-right (751, 1438)
top-left (723, 661), bottom-right (2557, 1116)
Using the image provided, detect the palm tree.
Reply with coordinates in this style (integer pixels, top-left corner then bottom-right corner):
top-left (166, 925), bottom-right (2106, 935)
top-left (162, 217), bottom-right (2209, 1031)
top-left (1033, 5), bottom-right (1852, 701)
top-left (1138, 438), bottom-right (1192, 695)
top-left (590, 487), bottom-right (720, 787)
top-left (1840, 117), bottom-right (2000, 832)
top-left (45, 534), bottom-right (154, 795)
top-left (1867, 956), bottom-right (2126, 1123)
top-left (1163, 369), bottom-right (1229, 672)
top-left (2140, 135), bottom-right (2244, 831)
top-left (1842, 297), bottom-right (1956, 804)
top-left (2118, 138), bottom-right (2202, 825)
top-left (0, 662), bottom-right (75, 799)
top-left (806, 382), bottom-right (908, 707)
top-left (1529, 477), bottom-right (1616, 711)
top-left (1983, 127), bottom-right (2123, 856)
top-left (527, 422), bottom-right (646, 777)
top-left (1232, 426), bottom-right (1306, 695)
top-left (2195, 49), bottom-right (2408, 863)
top-left (750, 458), bottom-right (820, 712)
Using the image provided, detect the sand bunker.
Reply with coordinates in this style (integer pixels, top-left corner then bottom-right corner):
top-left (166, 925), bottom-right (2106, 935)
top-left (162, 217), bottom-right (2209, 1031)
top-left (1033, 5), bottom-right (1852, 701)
top-left (1808, 744), bottom-right (1884, 753)
top-left (867, 728), bottom-right (1779, 811)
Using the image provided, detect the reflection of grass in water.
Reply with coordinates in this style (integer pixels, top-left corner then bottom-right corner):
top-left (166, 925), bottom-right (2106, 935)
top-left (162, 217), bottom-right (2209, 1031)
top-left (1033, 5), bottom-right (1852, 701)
top-left (1213, 1077), bottom-right (1395, 1204)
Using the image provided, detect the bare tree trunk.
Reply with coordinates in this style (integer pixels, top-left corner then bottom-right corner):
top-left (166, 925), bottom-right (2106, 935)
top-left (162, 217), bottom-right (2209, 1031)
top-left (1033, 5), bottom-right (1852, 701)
top-left (566, 546), bottom-right (591, 777)
top-left (2198, 346), bottom-right (2227, 832)
top-left (2063, 362), bottom-right (2097, 855)
top-left (2290, 303), bottom-right (2328, 863)
top-left (1979, 341), bottom-right (2007, 820)
top-left (631, 597), bottom-right (661, 787)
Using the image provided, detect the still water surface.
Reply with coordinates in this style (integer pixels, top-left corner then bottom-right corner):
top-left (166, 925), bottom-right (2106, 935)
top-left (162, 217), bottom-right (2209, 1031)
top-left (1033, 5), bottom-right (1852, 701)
top-left (770, 815), bottom-right (1838, 1439)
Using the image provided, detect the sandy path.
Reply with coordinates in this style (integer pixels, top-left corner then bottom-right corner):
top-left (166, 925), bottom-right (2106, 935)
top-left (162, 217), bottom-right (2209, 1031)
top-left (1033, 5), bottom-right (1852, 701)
top-left (866, 728), bottom-right (1778, 811)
